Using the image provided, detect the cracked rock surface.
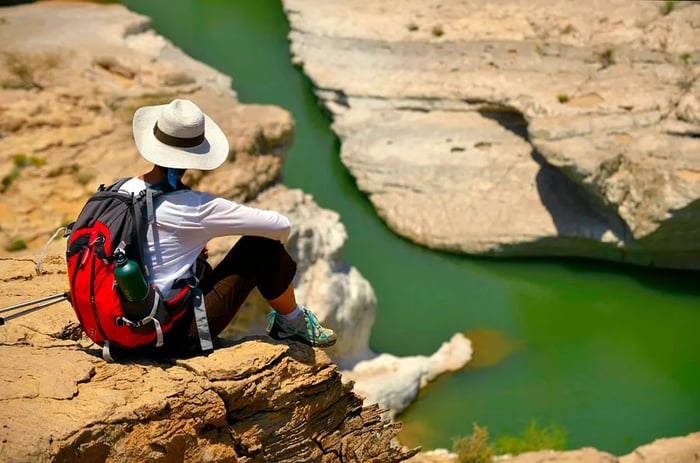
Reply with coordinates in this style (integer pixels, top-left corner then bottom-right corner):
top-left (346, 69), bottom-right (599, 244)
top-left (282, 0), bottom-right (700, 269)
top-left (0, 257), bottom-right (417, 463)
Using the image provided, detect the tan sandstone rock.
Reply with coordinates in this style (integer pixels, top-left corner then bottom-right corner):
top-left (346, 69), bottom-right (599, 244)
top-left (0, 259), bottom-right (418, 463)
top-left (0, 2), bottom-right (292, 251)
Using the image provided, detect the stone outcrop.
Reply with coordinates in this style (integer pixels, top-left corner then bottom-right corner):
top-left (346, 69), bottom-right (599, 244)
top-left (0, 1), bottom-right (293, 251)
top-left (0, 184), bottom-right (467, 462)
top-left (281, 0), bottom-right (700, 269)
top-left (406, 433), bottom-right (700, 463)
top-left (0, 257), bottom-right (418, 463)
top-left (342, 333), bottom-right (472, 419)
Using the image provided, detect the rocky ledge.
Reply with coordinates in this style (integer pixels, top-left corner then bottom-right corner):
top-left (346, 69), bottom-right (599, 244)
top-left (0, 256), bottom-right (417, 462)
top-left (282, 0), bottom-right (700, 269)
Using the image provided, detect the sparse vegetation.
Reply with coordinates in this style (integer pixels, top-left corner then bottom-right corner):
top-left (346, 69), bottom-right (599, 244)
top-left (453, 421), bottom-right (568, 462)
top-left (557, 94), bottom-right (570, 103)
top-left (73, 170), bottom-right (95, 186)
top-left (494, 421), bottom-right (567, 455)
top-left (1, 169), bottom-right (20, 192)
top-left (454, 423), bottom-right (492, 463)
top-left (1, 52), bottom-right (60, 90)
top-left (13, 153), bottom-right (45, 168)
top-left (561, 24), bottom-right (575, 35)
top-left (407, 22), bottom-right (419, 32)
top-left (6, 239), bottom-right (28, 252)
top-left (1, 154), bottom-right (46, 192)
top-left (597, 48), bottom-right (615, 69)
top-left (659, 1), bottom-right (675, 16)
top-left (677, 52), bottom-right (694, 91)
top-left (431, 25), bottom-right (444, 37)
top-left (0, 16), bottom-right (7, 26)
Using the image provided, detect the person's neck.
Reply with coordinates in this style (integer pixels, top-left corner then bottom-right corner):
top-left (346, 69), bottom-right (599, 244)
top-left (140, 166), bottom-right (166, 185)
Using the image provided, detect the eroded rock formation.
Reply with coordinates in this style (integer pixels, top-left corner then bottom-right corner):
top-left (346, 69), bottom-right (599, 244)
top-left (0, 256), bottom-right (417, 463)
top-left (282, 0), bottom-right (700, 269)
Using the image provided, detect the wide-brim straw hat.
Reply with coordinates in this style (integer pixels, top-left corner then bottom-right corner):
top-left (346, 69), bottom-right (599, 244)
top-left (132, 98), bottom-right (229, 170)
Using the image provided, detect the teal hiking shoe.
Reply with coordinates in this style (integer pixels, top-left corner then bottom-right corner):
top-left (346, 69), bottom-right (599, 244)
top-left (266, 307), bottom-right (337, 348)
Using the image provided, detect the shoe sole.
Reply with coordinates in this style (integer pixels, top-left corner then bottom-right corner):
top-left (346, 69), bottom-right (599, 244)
top-left (267, 325), bottom-right (336, 348)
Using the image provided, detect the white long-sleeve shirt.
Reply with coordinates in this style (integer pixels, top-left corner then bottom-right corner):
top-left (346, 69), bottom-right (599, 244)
top-left (120, 178), bottom-right (290, 296)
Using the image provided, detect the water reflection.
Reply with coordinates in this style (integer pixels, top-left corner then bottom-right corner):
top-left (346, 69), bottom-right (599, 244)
top-left (466, 329), bottom-right (522, 369)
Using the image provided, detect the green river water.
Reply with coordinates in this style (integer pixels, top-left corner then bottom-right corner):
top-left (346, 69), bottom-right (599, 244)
top-left (123, 0), bottom-right (700, 455)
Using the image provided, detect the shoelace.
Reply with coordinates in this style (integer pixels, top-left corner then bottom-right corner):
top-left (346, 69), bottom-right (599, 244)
top-left (266, 311), bottom-right (276, 331)
top-left (268, 308), bottom-right (326, 343)
top-left (301, 308), bottom-right (322, 342)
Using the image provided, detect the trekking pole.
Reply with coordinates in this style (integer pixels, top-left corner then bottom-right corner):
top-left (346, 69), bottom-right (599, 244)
top-left (0, 292), bottom-right (69, 325)
top-left (0, 292), bottom-right (68, 314)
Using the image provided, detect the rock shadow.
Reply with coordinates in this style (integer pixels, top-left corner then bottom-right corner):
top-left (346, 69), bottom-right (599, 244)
top-left (82, 334), bottom-right (320, 368)
top-left (477, 108), bottom-right (631, 243)
top-left (215, 334), bottom-right (319, 366)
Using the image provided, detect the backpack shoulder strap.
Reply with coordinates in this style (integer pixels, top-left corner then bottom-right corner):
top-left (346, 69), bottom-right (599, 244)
top-left (129, 179), bottom-right (191, 277)
top-left (144, 188), bottom-right (163, 226)
top-left (101, 177), bottom-right (132, 192)
top-left (142, 179), bottom-right (190, 225)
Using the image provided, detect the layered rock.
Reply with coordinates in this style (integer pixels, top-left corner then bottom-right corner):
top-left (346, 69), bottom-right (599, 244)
top-left (0, 258), bottom-right (418, 463)
top-left (282, 0), bottom-right (700, 269)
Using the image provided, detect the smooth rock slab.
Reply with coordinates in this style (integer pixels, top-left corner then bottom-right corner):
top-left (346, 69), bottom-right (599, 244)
top-left (282, 0), bottom-right (700, 269)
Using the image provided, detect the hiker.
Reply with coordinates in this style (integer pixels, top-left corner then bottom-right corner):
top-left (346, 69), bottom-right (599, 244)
top-left (117, 98), bottom-right (336, 357)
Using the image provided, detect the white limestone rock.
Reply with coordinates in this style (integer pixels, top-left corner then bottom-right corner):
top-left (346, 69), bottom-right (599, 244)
top-left (343, 333), bottom-right (473, 418)
top-left (282, 0), bottom-right (700, 269)
top-left (249, 186), bottom-right (473, 414)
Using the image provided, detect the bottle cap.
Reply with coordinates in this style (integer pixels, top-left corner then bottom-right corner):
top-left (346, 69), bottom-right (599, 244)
top-left (114, 249), bottom-right (126, 264)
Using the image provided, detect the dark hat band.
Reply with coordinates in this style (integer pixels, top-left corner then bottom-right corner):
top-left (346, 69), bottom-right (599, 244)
top-left (153, 123), bottom-right (205, 148)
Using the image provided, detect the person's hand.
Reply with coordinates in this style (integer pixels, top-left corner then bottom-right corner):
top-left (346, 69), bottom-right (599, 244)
top-left (195, 246), bottom-right (212, 281)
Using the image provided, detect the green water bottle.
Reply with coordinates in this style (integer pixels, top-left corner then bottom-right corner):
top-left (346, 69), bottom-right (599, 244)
top-left (113, 250), bottom-right (149, 302)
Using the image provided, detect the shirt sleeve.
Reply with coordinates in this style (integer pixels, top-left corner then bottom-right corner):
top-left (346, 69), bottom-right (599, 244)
top-left (195, 193), bottom-right (292, 242)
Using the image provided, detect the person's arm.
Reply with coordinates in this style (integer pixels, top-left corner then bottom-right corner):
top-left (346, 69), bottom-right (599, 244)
top-left (198, 195), bottom-right (291, 242)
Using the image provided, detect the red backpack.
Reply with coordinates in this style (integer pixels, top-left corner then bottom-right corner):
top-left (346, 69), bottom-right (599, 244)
top-left (66, 178), bottom-right (194, 360)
